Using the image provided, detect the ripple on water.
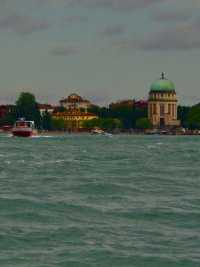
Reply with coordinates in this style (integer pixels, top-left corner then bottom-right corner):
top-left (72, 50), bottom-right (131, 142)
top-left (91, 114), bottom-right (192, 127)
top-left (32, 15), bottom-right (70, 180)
top-left (0, 135), bottom-right (200, 267)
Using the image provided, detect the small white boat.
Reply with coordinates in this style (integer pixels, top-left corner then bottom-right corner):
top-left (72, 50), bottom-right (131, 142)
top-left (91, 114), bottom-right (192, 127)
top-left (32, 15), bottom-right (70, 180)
top-left (12, 118), bottom-right (38, 137)
top-left (91, 127), bottom-right (112, 137)
top-left (91, 127), bottom-right (105, 135)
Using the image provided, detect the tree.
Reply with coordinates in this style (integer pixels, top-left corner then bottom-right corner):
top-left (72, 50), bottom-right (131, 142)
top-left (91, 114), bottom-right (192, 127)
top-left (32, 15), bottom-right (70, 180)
top-left (109, 105), bottom-right (134, 129)
top-left (52, 118), bottom-right (65, 131)
top-left (187, 104), bottom-right (200, 129)
top-left (82, 118), bottom-right (99, 129)
top-left (88, 106), bottom-right (110, 118)
top-left (82, 118), bottom-right (122, 131)
top-left (100, 118), bottom-right (122, 130)
top-left (178, 105), bottom-right (191, 128)
top-left (135, 117), bottom-right (152, 130)
top-left (15, 92), bottom-right (41, 128)
top-left (42, 111), bottom-right (53, 130)
top-left (132, 106), bottom-right (148, 128)
top-left (89, 102), bottom-right (148, 129)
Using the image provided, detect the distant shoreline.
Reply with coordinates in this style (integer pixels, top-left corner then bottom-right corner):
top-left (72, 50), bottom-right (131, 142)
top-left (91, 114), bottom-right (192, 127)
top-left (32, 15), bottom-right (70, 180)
top-left (1, 129), bottom-right (200, 136)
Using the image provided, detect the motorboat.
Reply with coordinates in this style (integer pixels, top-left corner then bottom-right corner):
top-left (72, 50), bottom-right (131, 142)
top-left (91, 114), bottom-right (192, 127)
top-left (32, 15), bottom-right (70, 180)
top-left (12, 118), bottom-right (37, 137)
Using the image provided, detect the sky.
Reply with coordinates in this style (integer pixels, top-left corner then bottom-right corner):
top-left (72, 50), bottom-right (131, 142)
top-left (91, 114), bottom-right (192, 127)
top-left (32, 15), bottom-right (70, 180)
top-left (0, 0), bottom-right (200, 106)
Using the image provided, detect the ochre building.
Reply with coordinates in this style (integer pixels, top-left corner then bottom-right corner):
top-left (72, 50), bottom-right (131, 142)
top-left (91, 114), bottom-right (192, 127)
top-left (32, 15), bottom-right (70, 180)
top-left (56, 93), bottom-right (97, 131)
top-left (148, 73), bottom-right (180, 128)
top-left (60, 93), bottom-right (92, 111)
top-left (53, 111), bottom-right (98, 131)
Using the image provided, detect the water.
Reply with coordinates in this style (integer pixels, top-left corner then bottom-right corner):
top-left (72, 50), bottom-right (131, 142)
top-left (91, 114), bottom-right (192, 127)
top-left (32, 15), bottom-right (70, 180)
top-left (0, 134), bottom-right (200, 267)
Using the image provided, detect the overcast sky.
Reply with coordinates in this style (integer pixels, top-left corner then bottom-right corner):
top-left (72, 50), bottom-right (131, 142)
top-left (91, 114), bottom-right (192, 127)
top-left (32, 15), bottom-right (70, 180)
top-left (0, 0), bottom-right (200, 106)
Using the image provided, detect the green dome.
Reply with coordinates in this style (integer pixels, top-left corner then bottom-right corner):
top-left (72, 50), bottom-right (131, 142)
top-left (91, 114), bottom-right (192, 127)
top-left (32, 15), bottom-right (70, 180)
top-left (150, 73), bottom-right (175, 92)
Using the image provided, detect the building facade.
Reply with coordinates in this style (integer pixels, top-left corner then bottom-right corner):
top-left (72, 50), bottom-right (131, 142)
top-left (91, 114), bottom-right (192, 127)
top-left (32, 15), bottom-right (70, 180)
top-left (60, 93), bottom-right (92, 111)
top-left (148, 73), bottom-right (180, 128)
top-left (0, 105), bottom-right (15, 119)
top-left (53, 110), bottom-right (98, 131)
top-left (57, 93), bottom-right (97, 131)
top-left (38, 104), bottom-right (55, 115)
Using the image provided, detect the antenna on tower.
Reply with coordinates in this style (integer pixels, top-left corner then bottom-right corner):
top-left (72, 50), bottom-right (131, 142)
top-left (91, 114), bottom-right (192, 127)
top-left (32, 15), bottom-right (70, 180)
top-left (161, 72), bottom-right (165, 79)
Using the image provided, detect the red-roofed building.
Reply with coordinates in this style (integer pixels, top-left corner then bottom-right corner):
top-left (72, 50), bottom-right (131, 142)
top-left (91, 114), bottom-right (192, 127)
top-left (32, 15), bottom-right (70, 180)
top-left (0, 105), bottom-right (14, 119)
top-left (134, 100), bottom-right (148, 109)
top-left (109, 99), bottom-right (135, 109)
top-left (38, 104), bottom-right (55, 115)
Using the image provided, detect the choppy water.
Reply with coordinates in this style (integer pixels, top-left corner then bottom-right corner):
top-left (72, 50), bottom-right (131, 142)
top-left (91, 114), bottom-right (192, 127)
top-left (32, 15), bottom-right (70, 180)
top-left (0, 134), bottom-right (200, 267)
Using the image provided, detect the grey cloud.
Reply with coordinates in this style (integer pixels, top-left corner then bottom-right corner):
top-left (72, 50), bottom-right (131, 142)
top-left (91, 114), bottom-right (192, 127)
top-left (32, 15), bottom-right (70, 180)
top-left (63, 15), bottom-right (88, 23)
top-left (73, 0), bottom-right (170, 10)
top-left (139, 22), bottom-right (200, 50)
top-left (99, 24), bottom-right (125, 37)
top-left (153, 11), bottom-right (192, 22)
top-left (34, 0), bottom-right (170, 10)
top-left (84, 88), bottom-right (112, 106)
top-left (0, 0), bottom-right (171, 14)
top-left (113, 18), bottom-right (200, 51)
top-left (59, 15), bottom-right (88, 28)
top-left (0, 14), bottom-right (50, 34)
top-left (50, 45), bottom-right (80, 56)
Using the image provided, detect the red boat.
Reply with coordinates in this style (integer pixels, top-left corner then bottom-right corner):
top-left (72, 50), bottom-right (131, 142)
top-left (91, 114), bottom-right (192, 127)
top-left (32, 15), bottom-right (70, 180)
top-left (12, 118), bottom-right (37, 137)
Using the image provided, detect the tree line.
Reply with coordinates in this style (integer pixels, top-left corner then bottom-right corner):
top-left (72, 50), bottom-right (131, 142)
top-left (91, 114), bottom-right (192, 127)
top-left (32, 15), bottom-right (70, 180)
top-left (1, 92), bottom-right (200, 131)
top-left (87, 103), bottom-right (200, 130)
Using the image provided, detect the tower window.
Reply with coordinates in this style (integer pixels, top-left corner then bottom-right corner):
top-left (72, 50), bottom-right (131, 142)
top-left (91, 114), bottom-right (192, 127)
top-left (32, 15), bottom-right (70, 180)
top-left (160, 104), bottom-right (164, 116)
top-left (153, 104), bottom-right (157, 114)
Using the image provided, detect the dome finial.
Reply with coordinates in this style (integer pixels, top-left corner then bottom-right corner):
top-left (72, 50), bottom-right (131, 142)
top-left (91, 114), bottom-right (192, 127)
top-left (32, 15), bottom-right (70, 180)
top-left (161, 72), bottom-right (165, 80)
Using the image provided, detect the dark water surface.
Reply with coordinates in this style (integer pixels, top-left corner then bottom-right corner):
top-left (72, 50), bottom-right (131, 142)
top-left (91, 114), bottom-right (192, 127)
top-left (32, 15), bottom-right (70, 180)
top-left (0, 134), bottom-right (200, 267)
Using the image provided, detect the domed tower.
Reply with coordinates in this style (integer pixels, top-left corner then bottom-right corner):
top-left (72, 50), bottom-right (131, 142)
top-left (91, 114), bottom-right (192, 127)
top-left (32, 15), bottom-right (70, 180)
top-left (148, 73), bottom-right (180, 128)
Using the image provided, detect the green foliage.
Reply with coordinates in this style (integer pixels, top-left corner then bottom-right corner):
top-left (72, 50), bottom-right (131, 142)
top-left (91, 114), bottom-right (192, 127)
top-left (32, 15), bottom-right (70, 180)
top-left (109, 105), bottom-right (134, 129)
top-left (82, 118), bottom-right (99, 129)
top-left (88, 106), bottom-right (110, 118)
top-left (178, 105), bottom-right (191, 128)
top-left (132, 107), bottom-right (148, 128)
top-left (82, 118), bottom-right (122, 130)
top-left (15, 92), bottom-right (41, 128)
top-left (135, 117), bottom-right (152, 129)
top-left (41, 111), bottom-right (53, 130)
top-left (52, 118), bottom-right (65, 131)
top-left (16, 92), bottom-right (36, 107)
top-left (88, 104), bottom-right (147, 129)
top-left (100, 118), bottom-right (122, 130)
top-left (187, 104), bottom-right (200, 129)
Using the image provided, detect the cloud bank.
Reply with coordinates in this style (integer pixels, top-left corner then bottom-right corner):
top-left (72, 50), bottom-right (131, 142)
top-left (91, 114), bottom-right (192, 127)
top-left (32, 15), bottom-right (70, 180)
top-left (0, 13), bottom-right (50, 34)
top-left (50, 45), bottom-right (80, 56)
top-left (112, 16), bottom-right (200, 51)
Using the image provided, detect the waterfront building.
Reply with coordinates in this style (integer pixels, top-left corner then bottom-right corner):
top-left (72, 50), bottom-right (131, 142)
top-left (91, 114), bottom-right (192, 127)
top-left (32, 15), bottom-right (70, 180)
top-left (53, 110), bottom-right (98, 131)
top-left (59, 93), bottom-right (92, 111)
top-left (38, 104), bottom-right (55, 115)
top-left (134, 100), bottom-right (148, 109)
top-left (57, 93), bottom-right (97, 130)
top-left (0, 105), bottom-right (14, 119)
top-left (148, 73), bottom-right (180, 128)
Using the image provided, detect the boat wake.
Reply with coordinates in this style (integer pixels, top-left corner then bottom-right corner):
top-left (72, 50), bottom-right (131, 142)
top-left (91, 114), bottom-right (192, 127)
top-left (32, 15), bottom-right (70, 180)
top-left (6, 134), bottom-right (64, 139)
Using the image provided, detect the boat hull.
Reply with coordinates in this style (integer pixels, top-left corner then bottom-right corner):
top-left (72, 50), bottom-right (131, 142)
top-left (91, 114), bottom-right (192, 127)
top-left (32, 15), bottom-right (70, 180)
top-left (12, 127), bottom-right (37, 137)
top-left (12, 130), bottom-right (33, 137)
